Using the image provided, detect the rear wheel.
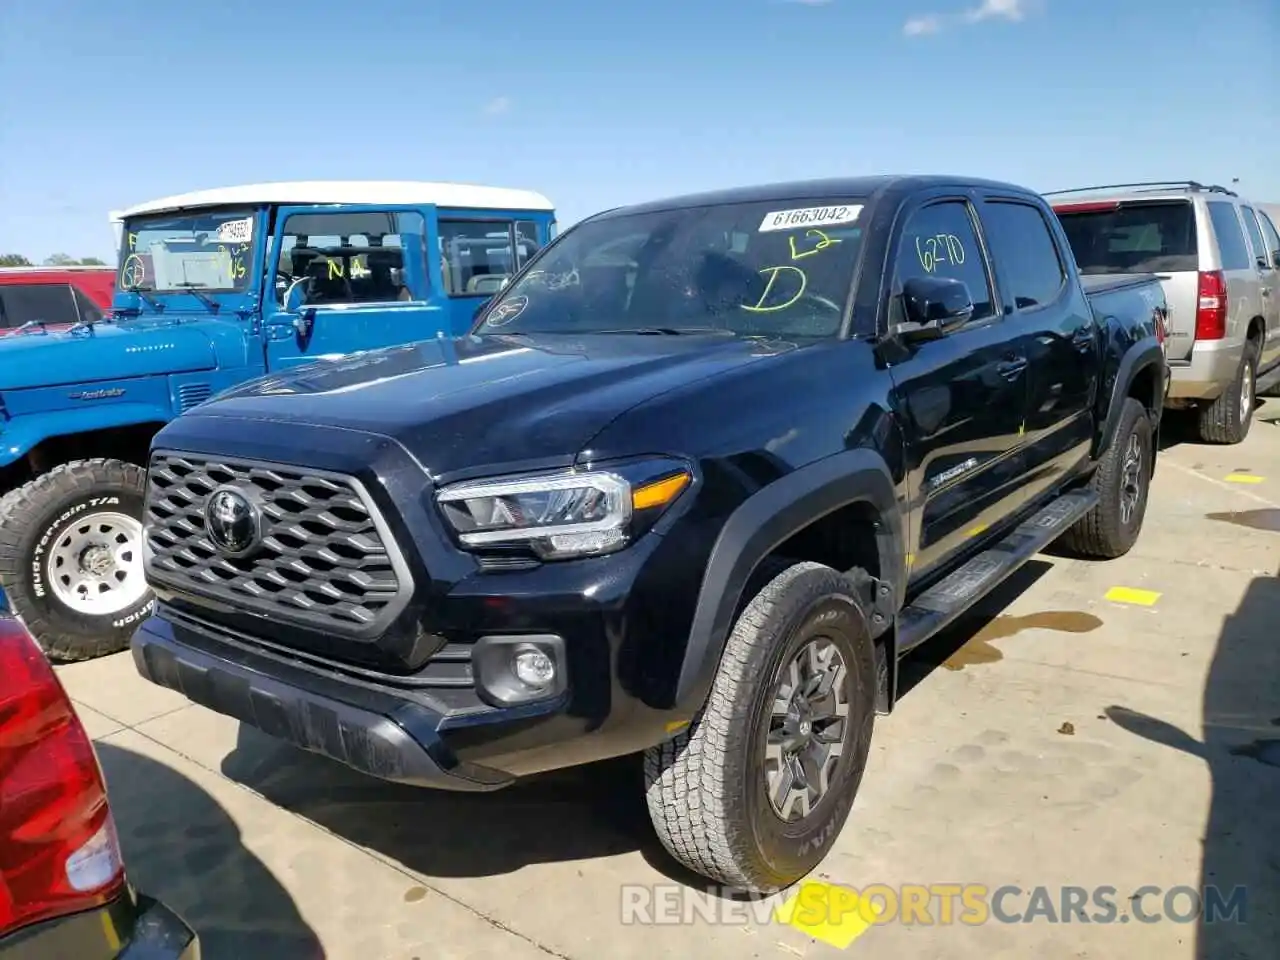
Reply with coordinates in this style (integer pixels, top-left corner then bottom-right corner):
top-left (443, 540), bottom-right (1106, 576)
top-left (644, 561), bottom-right (876, 892)
top-left (0, 459), bottom-right (154, 661)
top-left (1061, 398), bottom-right (1152, 559)
top-left (1196, 338), bottom-right (1259, 444)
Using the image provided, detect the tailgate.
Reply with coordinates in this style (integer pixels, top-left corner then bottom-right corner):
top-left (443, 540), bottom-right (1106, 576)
top-left (1056, 199), bottom-right (1199, 362)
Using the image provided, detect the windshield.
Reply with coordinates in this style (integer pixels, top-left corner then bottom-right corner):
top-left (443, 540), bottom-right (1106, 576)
top-left (1055, 200), bottom-right (1198, 274)
top-left (474, 198), bottom-right (867, 338)
top-left (118, 209), bottom-right (257, 293)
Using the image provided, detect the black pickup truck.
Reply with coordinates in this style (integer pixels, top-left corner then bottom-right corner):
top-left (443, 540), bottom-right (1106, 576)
top-left (130, 175), bottom-right (1168, 893)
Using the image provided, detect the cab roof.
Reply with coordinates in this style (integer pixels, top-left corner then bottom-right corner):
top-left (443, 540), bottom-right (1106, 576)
top-left (112, 180), bottom-right (555, 220)
top-left (591, 175), bottom-right (1040, 220)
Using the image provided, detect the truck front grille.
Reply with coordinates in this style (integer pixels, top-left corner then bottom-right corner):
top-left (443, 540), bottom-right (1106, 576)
top-left (144, 452), bottom-right (412, 639)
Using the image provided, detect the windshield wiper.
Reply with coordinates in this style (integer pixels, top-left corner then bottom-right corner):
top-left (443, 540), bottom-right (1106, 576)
top-left (171, 283), bottom-right (221, 312)
top-left (592, 326), bottom-right (732, 336)
top-left (123, 285), bottom-right (163, 310)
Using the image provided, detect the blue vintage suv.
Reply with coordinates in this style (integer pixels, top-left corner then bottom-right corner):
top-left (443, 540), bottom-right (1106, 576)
top-left (0, 180), bottom-right (556, 659)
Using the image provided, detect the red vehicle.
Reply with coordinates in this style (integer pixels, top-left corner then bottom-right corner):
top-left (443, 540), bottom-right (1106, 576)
top-left (0, 267), bottom-right (116, 335)
top-left (0, 614), bottom-right (198, 958)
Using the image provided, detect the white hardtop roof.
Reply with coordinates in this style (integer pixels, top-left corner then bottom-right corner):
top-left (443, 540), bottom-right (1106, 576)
top-left (114, 180), bottom-right (555, 220)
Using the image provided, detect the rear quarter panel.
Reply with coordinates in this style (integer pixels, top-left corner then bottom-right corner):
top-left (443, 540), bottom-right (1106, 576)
top-left (1083, 274), bottom-right (1169, 453)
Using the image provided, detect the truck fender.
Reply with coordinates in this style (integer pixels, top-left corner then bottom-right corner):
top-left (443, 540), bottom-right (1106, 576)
top-left (673, 447), bottom-right (904, 712)
top-left (1095, 336), bottom-right (1165, 463)
top-left (0, 403), bottom-right (170, 469)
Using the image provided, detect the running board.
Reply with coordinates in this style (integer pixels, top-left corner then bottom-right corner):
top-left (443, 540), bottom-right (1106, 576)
top-left (896, 489), bottom-right (1098, 656)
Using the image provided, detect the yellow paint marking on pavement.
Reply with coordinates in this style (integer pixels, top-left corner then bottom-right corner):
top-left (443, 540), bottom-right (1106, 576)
top-left (1164, 460), bottom-right (1277, 507)
top-left (774, 880), bottom-right (878, 950)
top-left (1105, 586), bottom-right (1162, 607)
top-left (1224, 473), bottom-right (1265, 484)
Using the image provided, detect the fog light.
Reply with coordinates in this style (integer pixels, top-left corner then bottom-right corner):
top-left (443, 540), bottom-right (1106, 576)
top-left (513, 648), bottom-right (556, 687)
top-left (473, 634), bottom-right (568, 706)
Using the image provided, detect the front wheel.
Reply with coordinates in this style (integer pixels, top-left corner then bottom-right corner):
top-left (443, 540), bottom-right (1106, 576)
top-left (644, 561), bottom-right (876, 893)
top-left (0, 459), bottom-right (154, 661)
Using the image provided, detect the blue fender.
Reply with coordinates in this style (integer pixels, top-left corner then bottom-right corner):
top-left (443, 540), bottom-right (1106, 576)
top-left (0, 401), bottom-right (176, 468)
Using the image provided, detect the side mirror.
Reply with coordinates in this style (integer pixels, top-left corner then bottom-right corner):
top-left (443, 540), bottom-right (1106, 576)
top-left (894, 276), bottom-right (975, 341)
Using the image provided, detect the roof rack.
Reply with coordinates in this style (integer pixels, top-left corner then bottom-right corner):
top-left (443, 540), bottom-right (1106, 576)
top-left (1044, 181), bottom-right (1238, 199)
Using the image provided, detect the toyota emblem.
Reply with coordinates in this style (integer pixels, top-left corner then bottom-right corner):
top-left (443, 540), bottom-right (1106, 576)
top-left (204, 486), bottom-right (262, 557)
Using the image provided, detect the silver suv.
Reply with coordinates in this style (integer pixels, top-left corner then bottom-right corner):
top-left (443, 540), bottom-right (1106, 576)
top-left (1048, 181), bottom-right (1280, 444)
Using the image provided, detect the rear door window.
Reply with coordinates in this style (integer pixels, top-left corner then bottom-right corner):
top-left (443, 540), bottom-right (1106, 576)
top-left (980, 200), bottom-right (1067, 311)
top-left (1257, 211), bottom-right (1280, 266)
top-left (1239, 206), bottom-right (1268, 268)
top-left (1055, 201), bottom-right (1197, 274)
top-left (0, 283), bottom-right (81, 328)
top-left (1205, 202), bottom-right (1252, 270)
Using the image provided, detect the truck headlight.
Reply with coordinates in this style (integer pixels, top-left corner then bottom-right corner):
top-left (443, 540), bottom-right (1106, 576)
top-left (436, 463), bottom-right (690, 560)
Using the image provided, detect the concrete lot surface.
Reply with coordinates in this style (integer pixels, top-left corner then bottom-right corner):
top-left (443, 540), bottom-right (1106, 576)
top-left (59, 401), bottom-right (1280, 960)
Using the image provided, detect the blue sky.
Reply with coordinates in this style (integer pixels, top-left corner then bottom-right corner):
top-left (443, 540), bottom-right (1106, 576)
top-left (1, 0), bottom-right (1276, 262)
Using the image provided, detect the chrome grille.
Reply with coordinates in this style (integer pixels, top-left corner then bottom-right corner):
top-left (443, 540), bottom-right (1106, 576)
top-left (144, 452), bottom-right (411, 638)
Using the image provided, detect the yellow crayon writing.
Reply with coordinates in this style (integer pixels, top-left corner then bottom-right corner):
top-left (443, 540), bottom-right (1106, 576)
top-left (788, 229), bottom-right (840, 261)
top-left (916, 234), bottom-right (966, 274)
top-left (741, 265), bottom-right (806, 313)
top-left (327, 259), bottom-right (344, 279)
top-left (127, 233), bottom-right (138, 251)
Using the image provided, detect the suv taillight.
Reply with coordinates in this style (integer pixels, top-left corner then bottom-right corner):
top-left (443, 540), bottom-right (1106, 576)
top-left (0, 619), bottom-right (124, 937)
top-left (1195, 270), bottom-right (1228, 341)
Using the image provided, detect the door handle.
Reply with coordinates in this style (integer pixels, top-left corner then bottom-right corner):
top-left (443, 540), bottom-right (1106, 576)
top-left (996, 356), bottom-right (1028, 380)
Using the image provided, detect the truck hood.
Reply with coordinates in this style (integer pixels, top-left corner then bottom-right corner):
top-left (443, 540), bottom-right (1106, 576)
top-left (0, 318), bottom-right (219, 389)
top-left (189, 333), bottom-right (792, 478)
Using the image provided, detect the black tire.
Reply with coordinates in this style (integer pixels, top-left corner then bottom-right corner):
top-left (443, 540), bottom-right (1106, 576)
top-left (644, 561), bottom-right (876, 893)
top-left (1196, 338), bottom-right (1259, 444)
top-left (0, 459), bottom-right (154, 661)
top-left (1061, 398), bottom-right (1153, 559)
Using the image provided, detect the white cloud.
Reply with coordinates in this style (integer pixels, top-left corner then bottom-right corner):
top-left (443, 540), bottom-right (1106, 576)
top-left (483, 96), bottom-right (512, 116)
top-left (904, 0), bottom-right (1036, 37)
top-left (963, 0), bottom-right (1026, 23)
top-left (903, 15), bottom-right (943, 35)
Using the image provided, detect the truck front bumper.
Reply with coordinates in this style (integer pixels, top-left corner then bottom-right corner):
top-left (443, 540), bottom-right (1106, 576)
top-left (131, 612), bottom-right (564, 791)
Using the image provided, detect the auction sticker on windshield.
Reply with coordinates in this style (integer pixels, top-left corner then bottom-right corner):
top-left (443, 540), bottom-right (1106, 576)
top-left (759, 205), bottom-right (863, 233)
top-left (216, 217), bottom-right (254, 245)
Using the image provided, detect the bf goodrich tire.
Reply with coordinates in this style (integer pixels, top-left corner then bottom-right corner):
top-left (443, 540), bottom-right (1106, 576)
top-left (644, 561), bottom-right (876, 892)
top-left (1061, 398), bottom-right (1153, 560)
top-left (0, 459), bottom-right (154, 661)
top-left (1197, 338), bottom-right (1259, 444)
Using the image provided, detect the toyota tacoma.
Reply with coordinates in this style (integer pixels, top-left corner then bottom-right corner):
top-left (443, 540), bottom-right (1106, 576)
top-left (129, 175), bottom-right (1168, 892)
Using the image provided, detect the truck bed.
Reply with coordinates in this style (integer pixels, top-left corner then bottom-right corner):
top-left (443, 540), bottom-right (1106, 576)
top-left (1079, 272), bottom-right (1162, 297)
